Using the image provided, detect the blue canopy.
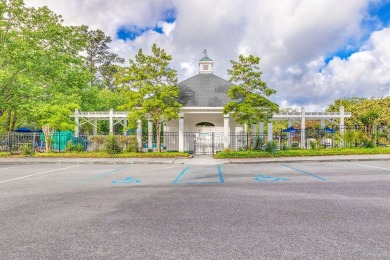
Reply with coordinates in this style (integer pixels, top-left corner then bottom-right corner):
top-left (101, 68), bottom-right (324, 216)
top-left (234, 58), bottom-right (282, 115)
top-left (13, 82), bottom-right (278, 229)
top-left (282, 126), bottom-right (300, 133)
top-left (13, 127), bottom-right (33, 132)
top-left (13, 127), bottom-right (43, 133)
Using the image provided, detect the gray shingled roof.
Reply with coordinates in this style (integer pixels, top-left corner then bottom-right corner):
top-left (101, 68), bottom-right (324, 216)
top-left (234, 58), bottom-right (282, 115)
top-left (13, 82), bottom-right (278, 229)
top-left (178, 73), bottom-right (233, 107)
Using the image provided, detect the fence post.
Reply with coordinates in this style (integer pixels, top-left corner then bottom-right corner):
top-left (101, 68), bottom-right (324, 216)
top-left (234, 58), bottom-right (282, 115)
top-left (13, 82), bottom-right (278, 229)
top-left (8, 131), bottom-right (11, 153)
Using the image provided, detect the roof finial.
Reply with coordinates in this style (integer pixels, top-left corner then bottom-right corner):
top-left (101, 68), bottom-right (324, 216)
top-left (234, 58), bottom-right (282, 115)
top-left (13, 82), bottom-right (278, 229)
top-left (203, 49), bottom-right (208, 57)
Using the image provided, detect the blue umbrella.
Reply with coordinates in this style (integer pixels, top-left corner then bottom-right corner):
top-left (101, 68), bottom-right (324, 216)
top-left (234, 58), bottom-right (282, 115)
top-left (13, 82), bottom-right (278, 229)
top-left (282, 126), bottom-right (300, 133)
top-left (324, 127), bottom-right (336, 133)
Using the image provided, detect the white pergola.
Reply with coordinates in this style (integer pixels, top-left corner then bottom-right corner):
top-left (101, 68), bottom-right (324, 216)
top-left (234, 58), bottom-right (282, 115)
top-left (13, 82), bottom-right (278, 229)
top-left (271, 106), bottom-right (351, 147)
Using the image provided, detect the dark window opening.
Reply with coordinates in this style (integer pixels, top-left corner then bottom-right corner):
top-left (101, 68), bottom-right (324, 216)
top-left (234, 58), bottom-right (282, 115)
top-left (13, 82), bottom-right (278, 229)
top-left (195, 122), bottom-right (215, 127)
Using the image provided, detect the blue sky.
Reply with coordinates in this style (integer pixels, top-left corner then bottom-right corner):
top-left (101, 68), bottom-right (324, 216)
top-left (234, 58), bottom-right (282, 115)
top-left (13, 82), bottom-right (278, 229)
top-left (324, 0), bottom-right (390, 64)
top-left (26, 0), bottom-right (390, 111)
top-left (116, 8), bottom-right (177, 40)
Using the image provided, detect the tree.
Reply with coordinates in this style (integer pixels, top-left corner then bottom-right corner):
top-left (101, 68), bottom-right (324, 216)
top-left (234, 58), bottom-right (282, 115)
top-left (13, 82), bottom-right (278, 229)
top-left (327, 97), bottom-right (390, 128)
top-left (0, 0), bottom-right (90, 131)
top-left (83, 28), bottom-right (125, 90)
top-left (223, 54), bottom-right (278, 149)
top-left (115, 44), bottom-right (182, 152)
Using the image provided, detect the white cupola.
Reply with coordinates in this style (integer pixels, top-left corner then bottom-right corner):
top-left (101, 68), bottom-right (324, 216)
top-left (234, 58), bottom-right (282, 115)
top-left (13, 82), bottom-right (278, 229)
top-left (199, 49), bottom-right (213, 74)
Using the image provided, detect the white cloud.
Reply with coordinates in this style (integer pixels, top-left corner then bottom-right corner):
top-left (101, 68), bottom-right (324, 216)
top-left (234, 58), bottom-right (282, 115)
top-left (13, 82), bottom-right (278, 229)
top-left (24, 0), bottom-right (389, 111)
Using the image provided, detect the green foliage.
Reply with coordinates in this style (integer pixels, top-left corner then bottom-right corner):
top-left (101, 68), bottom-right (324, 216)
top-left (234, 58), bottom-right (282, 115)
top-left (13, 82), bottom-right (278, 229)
top-left (65, 140), bottom-right (85, 152)
top-left (254, 136), bottom-right (264, 151)
top-left (21, 143), bottom-right (34, 156)
top-left (83, 28), bottom-right (125, 90)
top-left (76, 143), bottom-right (84, 152)
top-left (103, 134), bottom-right (122, 154)
top-left (65, 141), bottom-right (75, 152)
top-left (215, 147), bottom-right (390, 158)
top-left (327, 97), bottom-right (390, 129)
top-left (115, 43), bottom-right (182, 152)
top-left (223, 54), bottom-right (278, 149)
top-left (33, 151), bottom-right (189, 158)
top-left (0, 0), bottom-right (90, 130)
top-left (265, 141), bottom-right (278, 153)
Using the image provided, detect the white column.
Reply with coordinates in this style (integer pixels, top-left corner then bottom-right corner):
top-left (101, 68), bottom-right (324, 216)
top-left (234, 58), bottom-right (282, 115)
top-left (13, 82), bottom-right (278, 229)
top-left (267, 122), bottom-right (273, 142)
top-left (163, 122), bottom-right (167, 148)
top-left (109, 109), bottom-right (114, 134)
top-left (148, 120), bottom-right (153, 149)
top-left (259, 122), bottom-right (264, 137)
top-left (137, 120), bottom-right (142, 150)
top-left (340, 106), bottom-right (345, 134)
top-left (178, 113), bottom-right (184, 152)
top-left (321, 119), bottom-right (325, 128)
top-left (301, 107), bottom-right (306, 148)
top-left (93, 119), bottom-right (98, 136)
top-left (74, 109), bottom-right (80, 137)
top-left (224, 114), bottom-right (230, 149)
top-left (123, 119), bottom-right (127, 135)
top-left (287, 119), bottom-right (292, 146)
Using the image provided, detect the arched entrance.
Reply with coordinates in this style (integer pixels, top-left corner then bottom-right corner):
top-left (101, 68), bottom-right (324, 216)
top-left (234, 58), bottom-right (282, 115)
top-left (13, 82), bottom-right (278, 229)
top-left (193, 122), bottom-right (219, 155)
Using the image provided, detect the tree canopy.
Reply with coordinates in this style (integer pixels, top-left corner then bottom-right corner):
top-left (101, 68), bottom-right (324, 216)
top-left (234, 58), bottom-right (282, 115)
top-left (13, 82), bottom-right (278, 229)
top-left (223, 54), bottom-right (278, 148)
top-left (115, 43), bottom-right (182, 152)
top-left (0, 0), bottom-right (91, 131)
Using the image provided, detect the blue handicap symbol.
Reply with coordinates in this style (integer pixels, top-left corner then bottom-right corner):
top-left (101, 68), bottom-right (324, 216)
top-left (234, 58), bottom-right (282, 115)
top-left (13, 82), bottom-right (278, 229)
top-left (255, 174), bottom-right (288, 182)
top-left (112, 176), bottom-right (141, 184)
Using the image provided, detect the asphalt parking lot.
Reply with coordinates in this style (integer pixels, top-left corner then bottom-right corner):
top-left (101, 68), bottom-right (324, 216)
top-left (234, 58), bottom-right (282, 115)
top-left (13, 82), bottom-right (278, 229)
top-left (1, 160), bottom-right (390, 259)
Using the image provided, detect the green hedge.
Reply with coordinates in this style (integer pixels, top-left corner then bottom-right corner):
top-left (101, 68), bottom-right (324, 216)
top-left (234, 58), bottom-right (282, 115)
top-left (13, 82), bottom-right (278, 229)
top-left (214, 147), bottom-right (390, 158)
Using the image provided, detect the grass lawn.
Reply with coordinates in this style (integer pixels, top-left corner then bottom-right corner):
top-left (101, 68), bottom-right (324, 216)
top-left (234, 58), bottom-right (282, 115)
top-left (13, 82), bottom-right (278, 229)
top-left (214, 147), bottom-right (390, 158)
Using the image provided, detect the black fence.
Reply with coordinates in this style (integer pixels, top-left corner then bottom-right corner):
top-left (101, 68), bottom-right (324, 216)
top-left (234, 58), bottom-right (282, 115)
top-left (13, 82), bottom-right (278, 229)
top-left (1, 126), bottom-right (390, 154)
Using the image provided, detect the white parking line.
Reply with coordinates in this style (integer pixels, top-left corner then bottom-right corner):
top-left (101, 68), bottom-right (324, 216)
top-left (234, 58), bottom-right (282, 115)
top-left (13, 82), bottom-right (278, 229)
top-left (0, 165), bottom-right (80, 184)
top-left (0, 166), bottom-right (17, 171)
top-left (352, 163), bottom-right (390, 171)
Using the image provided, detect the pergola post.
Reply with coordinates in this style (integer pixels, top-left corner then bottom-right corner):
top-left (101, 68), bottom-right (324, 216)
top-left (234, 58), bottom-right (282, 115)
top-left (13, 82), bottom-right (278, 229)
top-left (259, 122), bottom-right (264, 137)
top-left (301, 107), bottom-right (306, 148)
top-left (267, 122), bottom-right (273, 142)
top-left (74, 109), bottom-right (80, 137)
top-left (148, 120), bottom-right (153, 150)
top-left (340, 106), bottom-right (345, 134)
top-left (224, 114), bottom-right (230, 149)
top-left (93, 119), bottom-right (98, 136)
top-left (123, 119), bottom-right (127, 135)
top-left (178, 113), bottom-right (184, 152)
top-left (109, 109), bottom-right (114, 134)
top-left (321, 119), bottom-right (325, 128)
top-left (137, 120), bottom-right (142, 150)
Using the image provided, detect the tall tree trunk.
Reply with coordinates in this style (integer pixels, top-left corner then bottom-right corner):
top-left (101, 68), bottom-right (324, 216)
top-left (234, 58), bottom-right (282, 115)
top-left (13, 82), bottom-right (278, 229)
top-left (11, 111), bottom-right (17, 131)
top-left (6, 109), bottom-right (11, 132)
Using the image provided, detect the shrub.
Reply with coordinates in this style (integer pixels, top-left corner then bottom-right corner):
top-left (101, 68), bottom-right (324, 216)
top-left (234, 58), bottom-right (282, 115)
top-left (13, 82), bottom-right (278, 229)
top-left (76, 143), bottom-right (84, 152)
top-left (254, 136), bottom-right (264, 151)
top-left (103, 134), bottom-right (122, 154)
top-left (65, 141), bottom-right (75, 152)
top-left (265, 141), bottom-right (278, 153)
top-left (89, 135), bottom-right (106, 151)
top-left (21, 143), bottom-right (34, 156)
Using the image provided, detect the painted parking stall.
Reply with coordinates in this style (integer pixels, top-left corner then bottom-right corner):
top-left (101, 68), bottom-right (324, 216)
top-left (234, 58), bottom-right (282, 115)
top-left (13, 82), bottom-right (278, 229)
top-left (173, 164), bottom-right (224, 184)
